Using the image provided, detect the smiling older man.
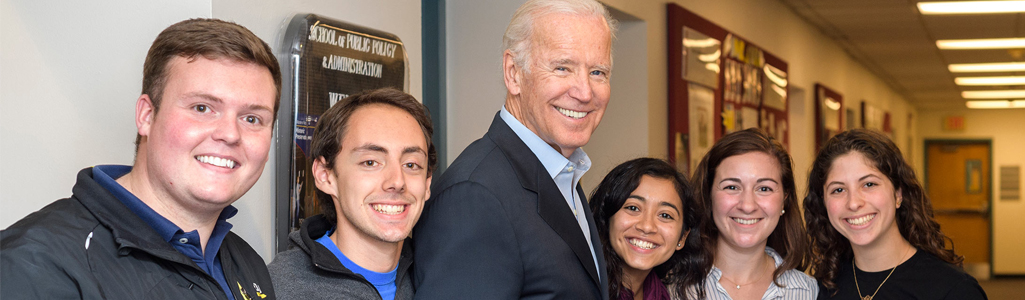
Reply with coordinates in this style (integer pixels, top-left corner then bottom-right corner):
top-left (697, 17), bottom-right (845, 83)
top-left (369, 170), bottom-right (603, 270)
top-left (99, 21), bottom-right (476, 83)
top-left (412, 0), bottom-right (618, 299)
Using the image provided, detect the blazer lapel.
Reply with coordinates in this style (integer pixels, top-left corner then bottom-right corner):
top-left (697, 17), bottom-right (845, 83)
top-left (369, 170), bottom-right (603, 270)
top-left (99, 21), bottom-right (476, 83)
top-left (485, 113), bottom-right (601, 289)
top-left (536, 174), bottom-right (601, 288)
top-left (579, 184), bottom-right (609, 300)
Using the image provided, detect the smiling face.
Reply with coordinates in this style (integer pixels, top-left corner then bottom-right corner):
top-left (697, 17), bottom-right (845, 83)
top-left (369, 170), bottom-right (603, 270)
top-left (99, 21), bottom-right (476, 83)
top-left (136, 56), bottom-right (276, 210)
top-left (609, 175), bottom-right (687, 275)
top-left (711, 152), bottom-right (785, 251)
top-left (504, 12), bottom-right (612, 157)
top-left (824, 151), bottom-right (904, 251)
top-left (313, 104), bottom-right (431, 245)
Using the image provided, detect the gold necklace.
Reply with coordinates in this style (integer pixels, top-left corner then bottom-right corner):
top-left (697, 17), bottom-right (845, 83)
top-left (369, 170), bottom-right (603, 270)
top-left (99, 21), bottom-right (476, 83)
top-left (720, 254), bottom-right (772, 289)
top-left (853, 246), bottom-right (912, 300)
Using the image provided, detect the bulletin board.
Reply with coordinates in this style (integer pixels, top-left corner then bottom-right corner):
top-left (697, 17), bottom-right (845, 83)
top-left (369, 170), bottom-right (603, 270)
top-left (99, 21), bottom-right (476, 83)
top-left (667, 3), bottom-right (789, 174)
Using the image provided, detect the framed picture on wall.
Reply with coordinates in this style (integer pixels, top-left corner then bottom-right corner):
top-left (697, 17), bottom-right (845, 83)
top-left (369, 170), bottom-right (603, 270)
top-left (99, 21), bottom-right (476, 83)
top-left (815, 84), bottom-right (843, 151)
top-left (861, 101), bottom-right (884, 131)
top-left (667, 3), bottom-right (790, 171)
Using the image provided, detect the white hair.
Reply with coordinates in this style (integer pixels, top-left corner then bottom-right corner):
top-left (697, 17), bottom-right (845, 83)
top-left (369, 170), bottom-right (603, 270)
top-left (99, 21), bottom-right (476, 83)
top-left (503, 0), bottom-right (618, 73)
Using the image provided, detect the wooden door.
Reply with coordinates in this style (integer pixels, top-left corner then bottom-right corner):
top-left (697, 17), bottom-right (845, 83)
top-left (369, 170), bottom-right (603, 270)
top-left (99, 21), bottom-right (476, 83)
top-left (925, 141), bottom-right (991, 268)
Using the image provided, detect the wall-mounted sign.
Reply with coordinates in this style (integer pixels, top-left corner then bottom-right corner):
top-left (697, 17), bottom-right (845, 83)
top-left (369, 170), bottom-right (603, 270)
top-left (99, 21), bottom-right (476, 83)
top-left (274, 14), bottom-right (408, 252)
top-left (944, 115), bottom-right (966, 131)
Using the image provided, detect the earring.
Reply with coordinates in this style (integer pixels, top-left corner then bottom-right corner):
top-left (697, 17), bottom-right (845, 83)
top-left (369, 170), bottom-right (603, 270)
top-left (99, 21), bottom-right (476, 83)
top-left (677, 243), bottom-right (682, 247)
top-left (781, 209), bottom-right (786, 215)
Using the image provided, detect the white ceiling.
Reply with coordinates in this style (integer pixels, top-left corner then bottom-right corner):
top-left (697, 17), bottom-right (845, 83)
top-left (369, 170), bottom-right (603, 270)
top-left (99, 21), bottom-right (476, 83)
top-left (779, 0), bottom-right (1025, 110)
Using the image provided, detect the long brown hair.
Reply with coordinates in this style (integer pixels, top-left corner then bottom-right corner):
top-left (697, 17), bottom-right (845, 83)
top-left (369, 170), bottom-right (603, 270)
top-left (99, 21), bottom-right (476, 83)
top-left (682, 128), bottom-right (809, 299)
top-left (803, 129), bottom-right (963, 292)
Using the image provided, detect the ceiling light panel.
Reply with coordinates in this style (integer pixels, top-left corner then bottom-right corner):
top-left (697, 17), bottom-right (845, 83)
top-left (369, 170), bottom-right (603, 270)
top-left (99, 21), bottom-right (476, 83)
top-left (937, 38), bottom-right (1025, 49)
top-left (949, 62), bottom-right (1025, 73)
top-left (962, 90), bottom-right (1025, 99)
top-left (919, 1), bottom-right (1025, 15)
top-left (955, 76), bottom-right (1025, 85)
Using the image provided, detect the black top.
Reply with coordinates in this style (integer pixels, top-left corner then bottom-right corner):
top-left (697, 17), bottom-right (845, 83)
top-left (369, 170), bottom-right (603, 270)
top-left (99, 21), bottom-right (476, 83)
top-left (819, 250), bottom-right (987, 299)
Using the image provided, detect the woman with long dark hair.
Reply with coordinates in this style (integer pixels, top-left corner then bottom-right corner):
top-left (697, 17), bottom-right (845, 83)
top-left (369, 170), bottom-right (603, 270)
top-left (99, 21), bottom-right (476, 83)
top-left (804, 129), bottom-right (986, 299)
top-left (681, 128), bottom-right (816, 300)
top-left (590, 158), bottom-right (697, 300)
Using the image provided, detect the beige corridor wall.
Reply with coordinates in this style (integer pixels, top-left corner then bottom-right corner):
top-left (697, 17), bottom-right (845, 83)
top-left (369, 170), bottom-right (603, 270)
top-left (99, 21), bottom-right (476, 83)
top-left (917, 109), bottom-right (1025, 275)
top-left (596, 0), bottom-right (917, 198)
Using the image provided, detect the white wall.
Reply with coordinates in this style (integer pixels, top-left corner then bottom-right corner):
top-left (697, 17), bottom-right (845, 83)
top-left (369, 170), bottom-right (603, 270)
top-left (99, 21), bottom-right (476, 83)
top-left (0, 0), bottom-right (422, 262)
top-left (916, 109), bottom-right (1025, 275)
top-left (1, 0), bottom-right (213, 231)
top-left (444, 0), bottom-right (519, 165)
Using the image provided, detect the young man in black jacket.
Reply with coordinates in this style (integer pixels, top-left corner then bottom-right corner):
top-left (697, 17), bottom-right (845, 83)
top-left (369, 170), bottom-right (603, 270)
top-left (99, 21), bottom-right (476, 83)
top-left (1, 18), bottom-right (281, 300)
top-left (268, 88), bottom-right (435, 300)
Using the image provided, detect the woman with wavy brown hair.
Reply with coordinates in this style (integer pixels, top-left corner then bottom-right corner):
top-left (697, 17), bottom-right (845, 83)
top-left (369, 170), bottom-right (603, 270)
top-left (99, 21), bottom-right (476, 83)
top-left (804, 129), bottom-right (986, 299)
top-left (680, 128), bottom-right (816, 300)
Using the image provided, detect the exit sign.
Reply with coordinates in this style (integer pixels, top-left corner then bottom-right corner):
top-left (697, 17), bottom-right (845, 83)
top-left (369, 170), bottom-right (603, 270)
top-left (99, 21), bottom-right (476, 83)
top-left (943, 115), bottom-right (965, 131)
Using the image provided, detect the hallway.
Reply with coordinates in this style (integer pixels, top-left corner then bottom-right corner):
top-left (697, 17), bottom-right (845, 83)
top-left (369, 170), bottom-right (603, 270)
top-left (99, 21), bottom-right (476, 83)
top-left (979, 278), bottom-right (1025, 299)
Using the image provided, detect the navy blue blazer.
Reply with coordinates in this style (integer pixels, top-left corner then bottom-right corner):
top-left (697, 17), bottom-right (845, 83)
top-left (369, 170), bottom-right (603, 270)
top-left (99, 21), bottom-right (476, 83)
top-left (413, 113), bottom-right (608, 299)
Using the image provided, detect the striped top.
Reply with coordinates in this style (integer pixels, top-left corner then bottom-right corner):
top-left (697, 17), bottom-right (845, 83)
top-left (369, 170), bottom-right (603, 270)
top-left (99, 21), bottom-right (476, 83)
top-left (683, 247), bottom-right (818, 300)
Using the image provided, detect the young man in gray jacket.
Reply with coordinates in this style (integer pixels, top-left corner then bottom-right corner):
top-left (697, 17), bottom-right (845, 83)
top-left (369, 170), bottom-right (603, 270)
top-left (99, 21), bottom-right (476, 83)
top-left (268, 88), bottom-right (435, 300)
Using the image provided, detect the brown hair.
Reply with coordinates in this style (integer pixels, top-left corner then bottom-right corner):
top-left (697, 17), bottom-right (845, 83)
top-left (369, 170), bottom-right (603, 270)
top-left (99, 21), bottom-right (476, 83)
top-left (135, 18), bottom-right (281, 152)
top-left (310, 88), bottom-right (436, 225)
top-left (682, 128), bottom-right (809, 299)
top-left (804, 129), bottom-right (962, 292)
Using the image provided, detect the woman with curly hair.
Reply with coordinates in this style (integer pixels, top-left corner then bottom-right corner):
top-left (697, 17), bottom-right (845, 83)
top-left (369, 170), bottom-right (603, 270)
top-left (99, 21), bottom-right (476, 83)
top-left (804, 129), bottom-right (986, 299)
top-left (590, 158), bottom-right (697, 300)
top-left (681, 128), bottom-right (817, 300)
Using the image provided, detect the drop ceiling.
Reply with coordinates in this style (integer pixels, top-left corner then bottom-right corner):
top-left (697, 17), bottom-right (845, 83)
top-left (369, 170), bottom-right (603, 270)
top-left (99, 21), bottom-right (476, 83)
top-left (779, 0), bottom-right (1025, 110)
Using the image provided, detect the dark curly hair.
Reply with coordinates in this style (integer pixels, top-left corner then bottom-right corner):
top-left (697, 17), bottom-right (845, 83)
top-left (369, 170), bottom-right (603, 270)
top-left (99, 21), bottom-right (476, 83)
top-left (681, 128), bottom-right (809, 299)
top-left (803, 129), bottom-right (963, 292)
top-left (589, 158), bottom-right (697, 298)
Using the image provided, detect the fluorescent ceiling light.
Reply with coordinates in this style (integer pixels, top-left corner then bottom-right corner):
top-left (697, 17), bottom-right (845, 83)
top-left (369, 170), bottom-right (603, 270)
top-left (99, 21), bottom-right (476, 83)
top-left (955, 76), bottom-right (1025, 86)
top-left (919, 1), bottom-right (1025, 15)
top-left (965, 100), bottom-right (1025, 109)
top-left (937, 38), bottom-right (1025, 50)
top-left (962, 90), bottom-right (1025, 99)
top-left (949, 62), bottom-right (1025, 73)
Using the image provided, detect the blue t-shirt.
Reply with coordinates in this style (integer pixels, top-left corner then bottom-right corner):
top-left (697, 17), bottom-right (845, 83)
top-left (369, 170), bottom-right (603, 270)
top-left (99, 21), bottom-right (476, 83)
top-left (315, 229), bottom-right (398, 300)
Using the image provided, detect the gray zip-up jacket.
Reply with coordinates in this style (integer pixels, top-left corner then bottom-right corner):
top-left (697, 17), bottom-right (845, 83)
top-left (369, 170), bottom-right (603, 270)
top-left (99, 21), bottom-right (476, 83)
top-left (268, 214), bottom-right (413, 300)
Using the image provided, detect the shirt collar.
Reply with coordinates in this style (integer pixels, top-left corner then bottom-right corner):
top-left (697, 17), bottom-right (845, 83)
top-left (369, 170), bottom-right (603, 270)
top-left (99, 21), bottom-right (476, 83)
top-left (706, 247), bottom-right (816, 293)
top-left (765, 247), bottom-right (816, 292)
top-left (92, 165), bottom-right (237, 243)
top-left (500, 106), bottom-right (590, 179)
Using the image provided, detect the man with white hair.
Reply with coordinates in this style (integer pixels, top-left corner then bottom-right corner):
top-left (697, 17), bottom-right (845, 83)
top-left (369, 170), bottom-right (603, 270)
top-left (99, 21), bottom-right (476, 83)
top-left (412, 0), bottom-right (616, 298)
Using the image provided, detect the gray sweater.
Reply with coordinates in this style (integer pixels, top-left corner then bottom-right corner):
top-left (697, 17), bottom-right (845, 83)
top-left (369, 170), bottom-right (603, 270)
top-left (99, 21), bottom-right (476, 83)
top-left (268, 214), bottom-right (414, 300)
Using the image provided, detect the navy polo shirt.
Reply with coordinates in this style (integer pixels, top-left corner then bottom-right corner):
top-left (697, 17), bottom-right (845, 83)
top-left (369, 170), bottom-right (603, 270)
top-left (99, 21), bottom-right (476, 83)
top-left (93, 165), bottom-right (237, 300)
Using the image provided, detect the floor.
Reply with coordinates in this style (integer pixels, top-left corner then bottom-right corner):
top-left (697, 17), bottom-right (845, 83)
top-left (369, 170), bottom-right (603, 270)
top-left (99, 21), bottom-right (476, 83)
top-left (978, 278), bottom-right (1025, 299)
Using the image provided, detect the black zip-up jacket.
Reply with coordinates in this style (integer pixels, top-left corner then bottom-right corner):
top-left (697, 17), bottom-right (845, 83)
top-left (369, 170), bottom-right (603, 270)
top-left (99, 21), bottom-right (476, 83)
top-left (0, 167), bottom-right (276, 300)
top-left (267, 214), bottom-right (414, 300)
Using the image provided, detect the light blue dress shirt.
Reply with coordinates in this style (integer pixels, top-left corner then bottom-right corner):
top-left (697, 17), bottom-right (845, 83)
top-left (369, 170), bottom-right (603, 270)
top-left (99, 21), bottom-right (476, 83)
top-left (500, 107), bottom-right (600, 280)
